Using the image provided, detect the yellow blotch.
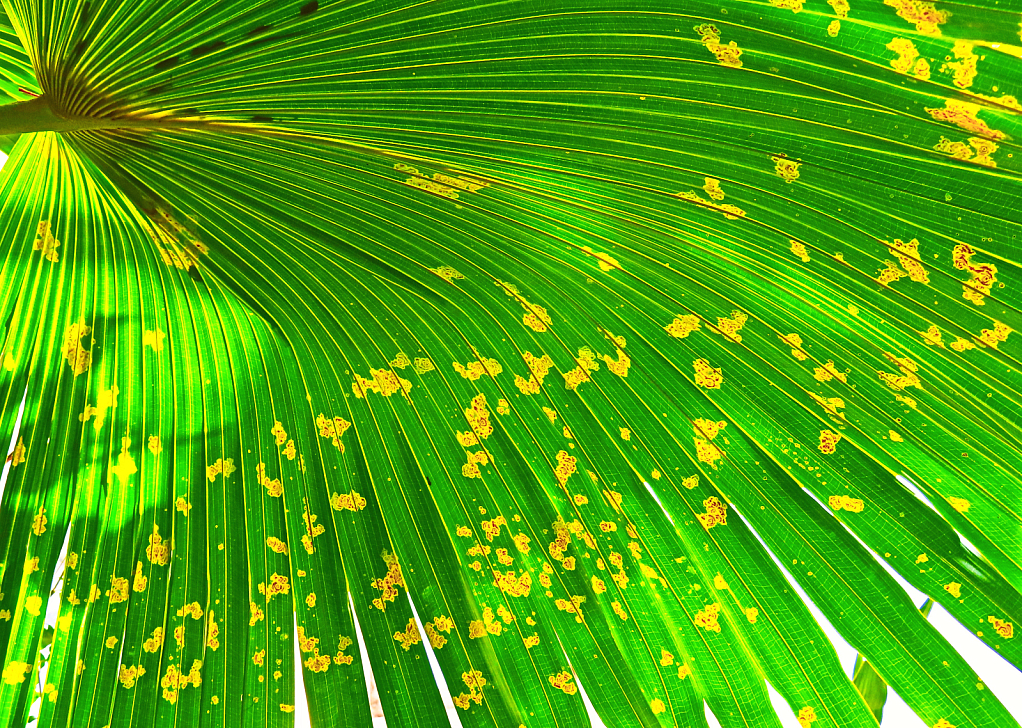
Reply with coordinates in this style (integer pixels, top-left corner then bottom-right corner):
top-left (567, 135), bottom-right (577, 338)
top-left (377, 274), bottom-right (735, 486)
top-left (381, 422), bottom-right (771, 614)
top-left (926, 100), bottom-right (1005, 140)
top-left (2, 661), bottom-right (30, 685)
top-left (889, 430), bottom-right (904, 442)
top-left (30, 506), bottom-right (46, 536)
top-left (942, 40), bottom-right (978, 88)
top-left (428, 265), bottom-right (465, 283)
top-left (352, 368), bottom-right (412, 399)
top-left (694, 603), bottom-right (722, 632)
top-left (25, 594), bottom-right (43, 616)
top-left (678, 664), bottom-right (693, 679)
top-left (887, 38), bottom-right (931, 78)
top-left (987, 615), bottom-right (1013, 639)
top-left (818, 429), bottom-right (842, 454)
top-left (948, 496), bottom-right (970, 513)
top-left (554, 450), bottom-right (577, 486)
top-left (878, 354), bottom-right (921, 391)
top-left (694, 23), bottom-right (743, 67)
top-left (813, 360), bottom-right (847, 383)
top-left (580, 245), bottom-right (621, 272)
top-left (650, 699), bottom-right (666, 715)
top-left (713, 310), bottom-right (748, 343)
top-left (798, 706), bottom-right (818, 727)
top-left (790, 240), bottom-right (810, 263)
top-left (80, 384), bottom-right (119, 430)
top-left (133, 561), bottom-right (147, 592)
top-left (693, 359), bottom-right (723, 389)
top-left (771, 155), bottom-right (801, 183)
top-left (602, 347), bottom-right (630, 377)
top-left (951, 243), bottom-right (998, 306)
top-left (944, 582), bottom-right (961, 598)
top-left (62, 322), bottom-right (91, 376)
top-left (713, 574), bottom-right (729, 590)
top-left (884, 0), bottom-right (948, 35)
top-left (828, 494), bottom-right (864, 512)
top-left (827, 19), bottom-right (841, 36)
top-left (810, 393), bottom-right (845, 419)
top-left (33, 220), bottom-right (61, 261)
top-left (746, 607), bottom-right (759, 623)
top-left (666, 314), bottom-right (701, 339)
top-left (935, 136), bottom-right (998, 168)
top-left (453, 353), bottom-right (502, 380)
top-left (548, 670), bottom-right (578, 695)
top-left (703, 177), bottom-right (725, 200)
top-left (885, 238), bottom-right (929, 283)
top-left (143, 329), bottom-right (166, 352)
top-left (316, 413), bottom-right (351, 451)
top-left (697, 496), bottom-right (728, 530)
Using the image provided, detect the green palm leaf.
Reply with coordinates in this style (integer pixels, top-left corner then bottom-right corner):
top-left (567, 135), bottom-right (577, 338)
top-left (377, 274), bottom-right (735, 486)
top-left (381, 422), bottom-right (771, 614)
top-left (0, 0), bottom-right (1019, 726)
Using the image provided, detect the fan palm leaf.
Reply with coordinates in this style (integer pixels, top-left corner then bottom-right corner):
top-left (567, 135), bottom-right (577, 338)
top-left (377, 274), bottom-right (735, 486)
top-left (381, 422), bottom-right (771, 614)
top-left (0, 1), bottom-right (1019, 726)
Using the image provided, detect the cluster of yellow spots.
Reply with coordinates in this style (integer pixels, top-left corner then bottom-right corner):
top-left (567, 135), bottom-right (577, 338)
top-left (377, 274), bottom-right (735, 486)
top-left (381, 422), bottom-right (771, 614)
top-left (62, 322), bottom-right (91, 376)
top-left (453, 670), bottom-right (487, 710)
top-left (932, 720), bottom-right (956, 728)
top-left (810, 394), bottom-right (846, 419)
top-left (694, 603), bottom-right (722, 632)
top-left (694, 24), bottom-right (743, 68)
top-left (887, 38), bottom-right (931, 78)
top-left (979, 322), bottom-right (1011, 349)
top-left (523, 633), bottom-right (540, 648)
top-left (797, 706), bottom-right (818, 728)
top-left (675, 189), bottom-right (746, 220)
top-left (818, 429), bottom-right (842, 454)
top-left (147, 525), bottom-right (169, 565)
top-left (119, 664), bottom-right (147, 689)
top-left (33, 220), bottom-right (61, 262)
top-left (424, 615), bottom-right (453, 649)
top-left (481, 515), bottom-right (507, 541)
top-left (428, 265), bottom-right (465, 283)
top-left (80, 383), bottom-right (119, 430)
top-left (160, 660), bottom-right (203, 704)
top-left (469, 604), bottom-right (515, 637)
top-left (401, 174), bottom-right (461, 200)
top-left (30, 506), bottom-right (47, 536)
top-left (301, 499), bottom-right (326, 554)
top-left (935, 135), bottom-right (998, 167)
top-left (141, 627), bottom-right (165, 653)
top-left (827, 0), bottom-right (849, 36)
top-left (106, 636), bottom-right (118, 649)
top-left (771, 155), bottom-right (801, 183)
top-left (944, 581), bottom-right (962, 598)
top-left (580, 245), bottom-right (621, 272)
top-left (877, 238), bottom-right (929, 285)
top-left (713, 311), bottom-right (748, 343)
top-left (316, 413), bottom-right (351, 451)
top-left (564, 347), bottom-right (600, 391)
top-left (257, 573), bottom-right (291, 601)
top-left (353, 368), bottom-right (412, 399)
top-left (10, 437), bottom-right (25, 467)
top-left (813, 360), bottom-right (847, 383)
top-left (746, 607), bottom-right (760, 623)
top-left (496, 398), bottom-right (510, 415)
top-left (462, 450), bottom-right (489, 480)
top-left (391, 618), bottom-right (422, 651)
top-left (650, 698), bottom-right (667, 715)
top-left (884, 0), bottom-right (948, 35)
top-left (497, 280), bottom-right (553, 332)
top-left (453, 352), bottom-right (502, 380)
top-left (543, 407), bottom-right (558, 424)
top-left (952, 244), bottom-right (998, 306)
top-left (513, 532), bottom-right (531, 553)
top-left (206, 611), bottom-right (220, 650)
top-left (942, 41), bottom-right (978, 89)
top-left (790, 240), bottom-right (810, 263)
top-left (697, 496), bottom-right (728, 530)
top-left (554, 450), bottom-right (577, 486)
top-left (769, 0), bottom-right (804, 10)
top-left (555, 595), bottom-right (588, 623)
top-left (370, 551), bottom-right (404, 611)
top-left (665, 314), bottom-right (701, 339)
top-left (175, 496), bottom-right (191, 515)
top-left (878, 354), bottom-right (921, 392)
top-left (256, 463), bottom-right (283, 498)
top-left (106, 575), bottom-right (130, 604)
top-left (330, 635), bottom-right (354, 666)
top-left (682, 474), bottom-right (699, 490)
top-left (305, 592), bottom-right (317, 608)
top-left (107, 437), bottom-right (138, 487)
top-left (493, 568), bottom-right (533, 597)
top-left (133, 562), bottom-right (147, 592)
top-left (693, 419), bottom-right (726, 469)
top-left (948, 496), bottom-right (970, 513)
top-left (987, 615), bottom-right (1013, 639)
top-left (2, 661), bottom-right (29, 685)
top-left (515, 352), bottom-right (554, 394)
top-left (611, 600), bottom-right (628, 620)
top-left (828, 494), bottom-right (864, 512)
top-left (330, 490), bottom-right (367, 512)
top-left (465, 394), bottom-right (493, 441)
top-left (25, 594), bottom-right (42, 616)
top-left (250, 601), bottom-right (265, 626)
top-left (548, 670), bottom-right (578, 695)
top-left (678, 663), bottom-right (693, 679)
top-left (205, 457), bottom-right (236, 483)
top-left (693, 358), bottom-right (723, 389)
top-left (926, 100), bottom-right (1004, 140)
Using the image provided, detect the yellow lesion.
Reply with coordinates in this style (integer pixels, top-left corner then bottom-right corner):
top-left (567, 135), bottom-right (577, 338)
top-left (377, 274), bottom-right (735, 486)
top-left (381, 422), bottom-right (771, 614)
top-left (979, 322), bottom-right (1011, 348)
top-left (554, 450), bottom-right (577, 486)
top-left (143, 329), bottom-right (166, 352)
top-left (887, 38), bottom-right (931, 78)
top-left (413, 357), bottom-right (435, 374)
top-left (564, 347), bottom-right (600, 391)
top-left (316, 413), bottom-right (351, 451)
top-left (2, 661), bottom-right (30, 685)
top-left (884, 0), bottom-right (948, 35)
top-left (703, 177), bottom-right (725, 200)
top-left (402, 175), bottom-right (460, 199)
top-left (428, 266), bottom-right (464, 283)
top-left (944, 582), bottom-right (961, 598)
top-left (935, 136), bottom-right (998, 167)
top-left (828, 494), bottom-right (863, 512)
top-left (301, 498), bottom-right (326, 554)
top-left (769, 0), bottom-right (804, 11)
top-left (515, 352), bottom-right (554, 394)
top-left (878, 353), bottom-right (921, 391)
top-left (62, 322), bottom-right (91, 376)
top-left (675, 189), bottom-right (746, 219)
top-left (257, 573), bottom-right (291, 600)
top-left (453, 351), bottom-right (502, 380)
top-left (266, 536), bottom-right (288, 554)
top-left (148, 436), bottom-right (162, 455)
top-left (80, 383), bottom-right (119, 430)
top-left (812, 393), bottom-right (847, 418)
top-left (353, 368), bottom-right (413, 399)
top-left (370, 550), bottom-right (405, 611)
top-left (108, 437), bottom-right (138, 486)
top-left (941, 40), bottom-right (978, 88)
top-left (496, 280), bottom-right (553, 332)
top-left (256, 463), bottom-right (283, 498)
top-left (694, 23), bottom-right (743, 67)
top-left (666, 314), bottom-right (701, 339)
top-left (133, 561), bottom-right (147, 592)
top-left (926, 99), bottom-right (1004, 139)
top-left (465, 394), bottom-right (493, 439)
top-left (697, 496), bottom-right (728, 530)
top-left (33, 220), bottom-right (61, 262)
top-left (948, 496), bottom-right (970, 513)
top-left (952, 244), bottom-right (998, 305)
top-left (713, 310), bottom-right (748, 343)
top-left (393, 618), bottom-right (422, 651)
top-left (779, 333), bottom-right (809, 360)
top-left (11, 437), bottom-right (25, 467)
top-left (878, 238), bottom-right (929, 284)
top-left (987, 615), bottom-right (1013, 638)
top-left (693, 358), bottom-right (723, 389)
top-left (771, 155), bottom-right (801, 183)
top-left (818, 429), bottom-right (842, 454)
top-left (790, 240), bottom-right (810, 263)
top-left (580, 245), bottom-right (621, 272)
top-left (694, 603), bottom-right (722, 632)
top-left (205, 457), bottom-right (236, 482)
top-left (798, 706), bottom-right (818, 727)
top-left (813, 360), bottom-right (847, 383)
